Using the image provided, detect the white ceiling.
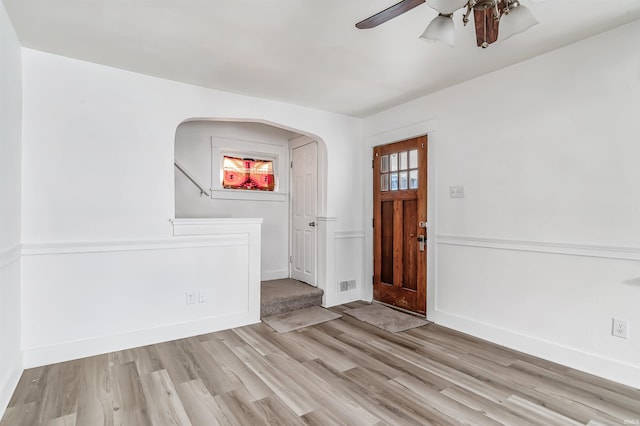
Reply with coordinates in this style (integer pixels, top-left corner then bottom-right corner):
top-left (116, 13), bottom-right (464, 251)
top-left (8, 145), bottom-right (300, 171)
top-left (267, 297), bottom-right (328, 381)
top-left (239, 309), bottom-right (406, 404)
top-left (4, 0), bottom-right (640, 117)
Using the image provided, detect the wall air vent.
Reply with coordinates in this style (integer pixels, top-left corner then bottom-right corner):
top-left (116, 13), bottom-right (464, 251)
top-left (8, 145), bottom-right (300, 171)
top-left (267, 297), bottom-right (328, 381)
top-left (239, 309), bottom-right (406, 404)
top-left (338, 280), bottom-right (356, 292)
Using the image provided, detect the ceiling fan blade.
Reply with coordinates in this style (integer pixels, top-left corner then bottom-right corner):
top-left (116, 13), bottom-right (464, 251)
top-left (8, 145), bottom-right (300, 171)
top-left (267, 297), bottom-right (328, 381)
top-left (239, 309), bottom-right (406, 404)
top-left (356, 0), bottom-right (426, 29)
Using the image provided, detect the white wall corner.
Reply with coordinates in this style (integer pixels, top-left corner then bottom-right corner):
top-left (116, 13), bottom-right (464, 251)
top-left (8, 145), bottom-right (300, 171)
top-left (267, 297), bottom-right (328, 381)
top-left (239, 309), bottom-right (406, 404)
top-left (0, 363), bottom-right (22, 420)
top-left (316, 217), bottom-right (336, 307)
top-left (261, 269), bottom-right (289, 281)
top-left (0, 245), bottom-right (21, 269)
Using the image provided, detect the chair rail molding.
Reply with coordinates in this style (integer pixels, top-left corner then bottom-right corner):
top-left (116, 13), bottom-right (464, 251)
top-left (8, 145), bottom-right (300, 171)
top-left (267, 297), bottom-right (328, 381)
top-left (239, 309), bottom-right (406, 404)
top-left (335, 230), bottom-right (365, 240)
top-left (21, 236), bottom-right (248, 256)
top-left (436, 234), bottom-right (640, 261)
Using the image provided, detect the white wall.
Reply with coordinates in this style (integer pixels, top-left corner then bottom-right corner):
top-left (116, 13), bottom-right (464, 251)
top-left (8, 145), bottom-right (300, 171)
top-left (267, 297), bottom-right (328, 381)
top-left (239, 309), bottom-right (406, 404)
top-left (20, 48), bottom-right (365, 367)
top-left (0, 1), bottom-right (23, 416)
top-left (21, 49), bottom-right (363, 243)
top-left (364, 21), bottom-right (640, 388)
top-left (175, 121), bottom-right (295, 280)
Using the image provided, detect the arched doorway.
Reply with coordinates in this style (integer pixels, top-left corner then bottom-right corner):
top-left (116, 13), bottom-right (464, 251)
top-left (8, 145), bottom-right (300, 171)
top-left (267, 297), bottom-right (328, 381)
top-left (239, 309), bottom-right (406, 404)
top-left (173, 118), bottom-right (328, 288)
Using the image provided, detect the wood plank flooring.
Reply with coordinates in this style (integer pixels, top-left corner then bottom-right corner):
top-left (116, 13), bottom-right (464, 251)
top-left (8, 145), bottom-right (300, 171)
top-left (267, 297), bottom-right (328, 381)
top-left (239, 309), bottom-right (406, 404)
top-left (3, 301), bottom-right (639, 425)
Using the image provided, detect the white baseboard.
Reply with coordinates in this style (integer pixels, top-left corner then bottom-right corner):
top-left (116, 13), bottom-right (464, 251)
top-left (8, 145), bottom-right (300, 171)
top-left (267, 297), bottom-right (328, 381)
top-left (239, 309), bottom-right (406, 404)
top-left (432, 309), bottom-right (640, 389)
top-left (261, 269), bottom-right (289, 281)
top-left (23, 311), bottom-right (259, 368)
top-left (322, 292), bottom-right (361, 308)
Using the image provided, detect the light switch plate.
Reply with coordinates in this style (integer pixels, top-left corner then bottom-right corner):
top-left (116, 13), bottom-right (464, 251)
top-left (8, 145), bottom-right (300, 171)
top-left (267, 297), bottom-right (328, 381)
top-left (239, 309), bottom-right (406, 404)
top-left (450, 186), bottom-right (465, 198)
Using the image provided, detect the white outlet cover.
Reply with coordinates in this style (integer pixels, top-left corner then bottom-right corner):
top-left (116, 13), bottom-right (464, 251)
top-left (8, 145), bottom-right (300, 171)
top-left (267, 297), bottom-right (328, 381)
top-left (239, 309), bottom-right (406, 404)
top-left (612, 318), bottom-right (629, 339)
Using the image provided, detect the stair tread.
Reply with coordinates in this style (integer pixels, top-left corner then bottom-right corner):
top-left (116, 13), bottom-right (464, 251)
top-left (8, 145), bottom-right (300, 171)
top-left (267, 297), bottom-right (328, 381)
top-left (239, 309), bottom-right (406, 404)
top-left (261, 279), bottom-right (323, 318)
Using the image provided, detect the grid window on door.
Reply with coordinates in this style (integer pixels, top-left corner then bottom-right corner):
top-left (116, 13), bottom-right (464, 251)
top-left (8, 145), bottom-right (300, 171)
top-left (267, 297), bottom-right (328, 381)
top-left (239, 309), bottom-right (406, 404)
top-left (380, 149), bottom-right (418, 191)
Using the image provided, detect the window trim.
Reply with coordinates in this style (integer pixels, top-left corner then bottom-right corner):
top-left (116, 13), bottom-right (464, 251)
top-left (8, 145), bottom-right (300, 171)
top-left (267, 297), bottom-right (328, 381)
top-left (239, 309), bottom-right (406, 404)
top-left (210, 137), bottom-right (288, 202)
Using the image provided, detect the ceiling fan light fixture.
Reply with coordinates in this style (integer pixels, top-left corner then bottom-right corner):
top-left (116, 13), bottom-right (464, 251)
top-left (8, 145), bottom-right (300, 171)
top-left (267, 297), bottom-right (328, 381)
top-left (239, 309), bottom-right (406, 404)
top-left (498, 0), bottom-right (539, 41)
top-left (426, 0), bottom-right (468, 15)
top-left (357, 0), bottom-right (540, 49)
top-left (419, 14), bottom-right (455, 46)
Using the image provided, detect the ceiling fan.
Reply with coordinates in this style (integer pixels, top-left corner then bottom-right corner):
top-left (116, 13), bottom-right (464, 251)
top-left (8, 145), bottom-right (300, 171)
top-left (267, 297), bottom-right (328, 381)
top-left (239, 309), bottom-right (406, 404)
top-left (356, 0), bottom-right (538, 48)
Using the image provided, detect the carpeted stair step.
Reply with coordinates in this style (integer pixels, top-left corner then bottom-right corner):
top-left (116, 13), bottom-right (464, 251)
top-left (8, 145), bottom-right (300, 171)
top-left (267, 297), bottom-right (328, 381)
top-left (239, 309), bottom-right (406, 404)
top-left (261, 279), bottom-right (324, 318)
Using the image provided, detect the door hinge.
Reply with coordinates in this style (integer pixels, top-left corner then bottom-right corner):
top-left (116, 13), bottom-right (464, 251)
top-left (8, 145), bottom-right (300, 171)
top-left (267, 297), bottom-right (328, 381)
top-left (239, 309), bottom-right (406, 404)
top-left (372, 218), bottom-right (374, 228)
top-left (290, 161), bottom-right (293, 168)
top-left (372, 159), bottom-right (374, 168)
top-left (372, 275), bottom-right (374, 284)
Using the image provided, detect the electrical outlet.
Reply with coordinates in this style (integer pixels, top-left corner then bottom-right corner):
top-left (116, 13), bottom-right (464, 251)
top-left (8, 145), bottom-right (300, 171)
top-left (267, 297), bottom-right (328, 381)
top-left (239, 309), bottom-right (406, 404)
top-left (612, 318), bottom-right (629, 339)
top-left (186, 291), bottom-right (196, 305)
top-left (198, 290), bottom-right (206, 303)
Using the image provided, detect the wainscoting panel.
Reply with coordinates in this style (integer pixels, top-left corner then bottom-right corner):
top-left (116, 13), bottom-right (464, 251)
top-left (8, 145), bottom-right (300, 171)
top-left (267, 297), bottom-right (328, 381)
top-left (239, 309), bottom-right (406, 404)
top-left (22, 219), bottom-right (262, 368)
top-left (433, 239), bottom-right (640, 388)
top-left (332, 230), bottom-right (365, 306)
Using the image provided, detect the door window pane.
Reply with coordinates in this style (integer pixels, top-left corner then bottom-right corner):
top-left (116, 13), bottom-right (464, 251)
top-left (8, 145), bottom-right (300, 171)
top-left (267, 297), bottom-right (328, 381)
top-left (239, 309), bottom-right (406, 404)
top-left (381, 174), bottom-right (389, 191)
top-left (399, 151), bottom-right (408, 170)
top-left (390, 173), bottom-right (398, 191)
top-left (399, 171), bottom-right (408, 190)
top-left (409, 170), bottom-right (418, 189)
top-left (389, 153), bottom-right (398, 172)
top-left (381, 155), bottom-right (389, 173)
top-left (409, 149), bottom-right (418, 169)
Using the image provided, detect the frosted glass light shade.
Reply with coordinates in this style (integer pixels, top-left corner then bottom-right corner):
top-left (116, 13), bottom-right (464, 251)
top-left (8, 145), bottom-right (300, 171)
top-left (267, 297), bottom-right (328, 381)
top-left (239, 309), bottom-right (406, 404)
top-left (426, 0), bottom-right (468, 15)
top-left (419, 15), bottom-right (455, 46)
top-left (499, 4), bottom-right (538, 41)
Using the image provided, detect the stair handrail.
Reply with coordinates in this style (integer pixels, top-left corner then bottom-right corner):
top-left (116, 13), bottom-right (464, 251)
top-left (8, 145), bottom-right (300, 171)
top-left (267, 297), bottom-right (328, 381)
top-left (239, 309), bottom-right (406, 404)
top-left (174, 160), bottom-right (210, 197)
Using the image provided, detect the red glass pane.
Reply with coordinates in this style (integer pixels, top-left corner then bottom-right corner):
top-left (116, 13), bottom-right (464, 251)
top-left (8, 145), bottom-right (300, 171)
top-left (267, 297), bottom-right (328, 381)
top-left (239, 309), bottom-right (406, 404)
top-left (223, 156), bottom-right (275, 191)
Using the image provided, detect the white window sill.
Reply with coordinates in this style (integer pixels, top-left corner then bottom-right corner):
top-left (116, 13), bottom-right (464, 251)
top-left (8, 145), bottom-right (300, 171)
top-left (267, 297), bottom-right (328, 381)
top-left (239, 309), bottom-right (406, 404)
top-left (210, 189), bottom-right (287, 202)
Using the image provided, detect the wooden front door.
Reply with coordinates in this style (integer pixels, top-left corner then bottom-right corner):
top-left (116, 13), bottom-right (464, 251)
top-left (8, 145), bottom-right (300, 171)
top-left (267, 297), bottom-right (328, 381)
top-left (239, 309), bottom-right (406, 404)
top-left (373, 136), bottom-right (427, 314)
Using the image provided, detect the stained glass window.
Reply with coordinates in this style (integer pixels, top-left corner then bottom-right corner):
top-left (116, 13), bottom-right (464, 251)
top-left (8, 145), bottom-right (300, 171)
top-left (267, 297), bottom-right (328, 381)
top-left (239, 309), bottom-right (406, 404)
top-left (223, 156), bottom-right (275, 191)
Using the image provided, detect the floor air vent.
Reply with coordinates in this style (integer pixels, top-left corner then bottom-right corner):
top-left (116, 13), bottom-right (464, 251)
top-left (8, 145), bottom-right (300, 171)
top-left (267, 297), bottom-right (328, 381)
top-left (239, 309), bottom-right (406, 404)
top-left (338, 280), bottom-right (356, 292)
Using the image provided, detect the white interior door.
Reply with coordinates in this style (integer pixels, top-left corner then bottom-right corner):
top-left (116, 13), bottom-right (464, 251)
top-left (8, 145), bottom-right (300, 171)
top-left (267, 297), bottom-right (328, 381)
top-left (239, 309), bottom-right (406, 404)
top-left (291, 142), bottom-right (317, 286)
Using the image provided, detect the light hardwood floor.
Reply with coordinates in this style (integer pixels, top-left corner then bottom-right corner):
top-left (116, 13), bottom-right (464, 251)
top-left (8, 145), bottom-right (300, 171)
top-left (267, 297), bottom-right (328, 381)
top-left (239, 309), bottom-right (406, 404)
top-left (3, 301), bottom-right (639, 425)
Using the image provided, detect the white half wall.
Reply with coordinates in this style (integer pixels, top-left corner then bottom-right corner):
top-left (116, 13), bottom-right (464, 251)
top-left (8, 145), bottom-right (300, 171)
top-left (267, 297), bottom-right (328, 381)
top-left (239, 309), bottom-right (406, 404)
top-left (363, 21), bottom-right (640, 388)
top-left (0, 1), bottom-right (23, 417)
